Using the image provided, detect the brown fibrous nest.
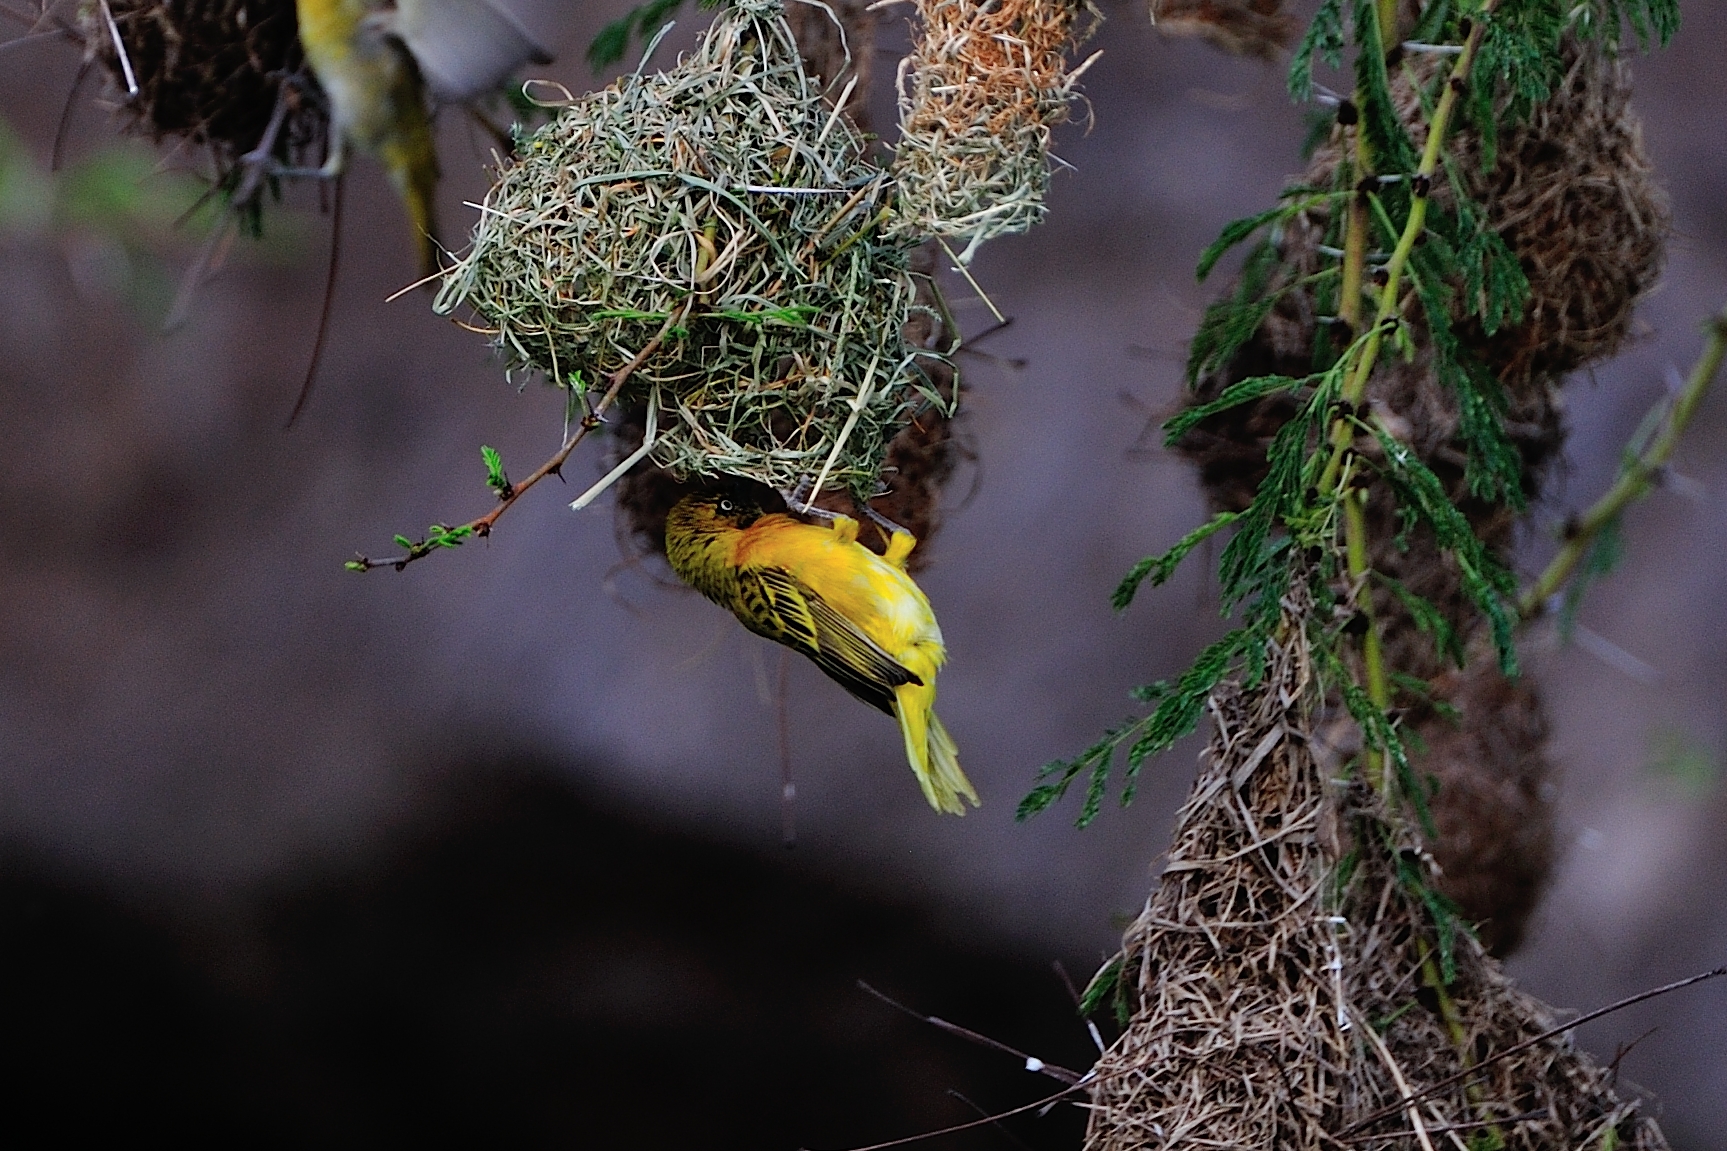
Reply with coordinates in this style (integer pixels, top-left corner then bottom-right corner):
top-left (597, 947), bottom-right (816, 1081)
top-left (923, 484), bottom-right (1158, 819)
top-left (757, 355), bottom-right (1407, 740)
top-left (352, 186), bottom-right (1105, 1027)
top-left (1149, 0), bottom-right (1296, 61)
top-left (1456, 48), bottom-right (1668, 381)
top-left (1083, 580), bottom-right (1666, 1151)
top-left (889, 0), bottom-right (1099, 262)
top-left (1170, 38), bottom-right (1666, 953)
top-left (76, 0), bottom-right (327, 182)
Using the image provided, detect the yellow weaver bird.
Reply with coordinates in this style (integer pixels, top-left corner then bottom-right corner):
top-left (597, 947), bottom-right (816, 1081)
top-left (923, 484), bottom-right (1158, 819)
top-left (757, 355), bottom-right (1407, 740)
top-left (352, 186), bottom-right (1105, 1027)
top-left (294, 0), bottom-right (441, 275)
top-left (665, 486), bottom-right (979, 815)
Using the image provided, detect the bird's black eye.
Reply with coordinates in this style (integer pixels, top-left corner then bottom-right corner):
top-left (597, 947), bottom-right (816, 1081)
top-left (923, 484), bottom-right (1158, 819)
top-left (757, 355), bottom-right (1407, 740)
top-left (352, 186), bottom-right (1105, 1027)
top-left (718, 499), bottom-right (735, 513)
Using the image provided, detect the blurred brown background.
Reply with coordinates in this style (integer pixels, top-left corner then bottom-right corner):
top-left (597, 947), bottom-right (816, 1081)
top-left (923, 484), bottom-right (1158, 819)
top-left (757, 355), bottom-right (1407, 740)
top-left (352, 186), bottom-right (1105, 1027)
top-left (1, 0), bottom-right (1724, 1145)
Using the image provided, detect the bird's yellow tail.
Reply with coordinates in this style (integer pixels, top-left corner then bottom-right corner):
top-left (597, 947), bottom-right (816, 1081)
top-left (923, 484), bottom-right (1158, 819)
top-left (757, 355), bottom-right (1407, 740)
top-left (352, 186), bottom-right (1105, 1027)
top-left (895, 683), bottom-right (978, 815)
top-left (380, 125), bottom-right (440, 278)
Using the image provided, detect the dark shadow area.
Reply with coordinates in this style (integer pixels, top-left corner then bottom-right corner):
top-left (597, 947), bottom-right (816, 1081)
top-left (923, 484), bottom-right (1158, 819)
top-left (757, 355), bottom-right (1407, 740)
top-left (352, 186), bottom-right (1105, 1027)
top-left (0, 753), bottom-right (1096, 1149)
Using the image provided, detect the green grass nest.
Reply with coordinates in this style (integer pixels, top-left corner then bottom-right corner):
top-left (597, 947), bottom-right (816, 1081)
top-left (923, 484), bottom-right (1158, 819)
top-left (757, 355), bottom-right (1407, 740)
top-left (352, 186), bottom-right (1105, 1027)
top-left (434, 0), bottom-right (937, 496)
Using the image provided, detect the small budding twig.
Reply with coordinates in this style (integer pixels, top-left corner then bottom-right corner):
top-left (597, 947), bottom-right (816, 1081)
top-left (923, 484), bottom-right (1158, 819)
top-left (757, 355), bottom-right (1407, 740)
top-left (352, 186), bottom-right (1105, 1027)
top-left (347, 304), bottom-right (691, 572)
top-left (1519, 304), bottom-right (1727, 618)
top-left (1320, 6), bottom-right (1492, 496)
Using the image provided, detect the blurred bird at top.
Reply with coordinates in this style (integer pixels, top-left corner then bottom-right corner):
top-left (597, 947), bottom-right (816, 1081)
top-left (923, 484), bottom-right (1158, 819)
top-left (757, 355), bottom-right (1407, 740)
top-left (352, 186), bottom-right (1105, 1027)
top-left (292, 0), bottom-right (558, 275)
top-left (665, 484), bottom-right (978, 815)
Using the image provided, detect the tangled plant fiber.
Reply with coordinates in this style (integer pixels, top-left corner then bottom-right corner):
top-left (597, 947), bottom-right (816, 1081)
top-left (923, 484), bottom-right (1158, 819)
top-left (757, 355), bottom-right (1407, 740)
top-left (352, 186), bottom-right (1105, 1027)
top-left (890, 0), bottom-right (1097, 262)
top-left (1083, 576), bottom-right (1666, 1150)
top-left (77, 0), bottom-right (327, 189)
top-left (436, 0), bottom-right (934, 496)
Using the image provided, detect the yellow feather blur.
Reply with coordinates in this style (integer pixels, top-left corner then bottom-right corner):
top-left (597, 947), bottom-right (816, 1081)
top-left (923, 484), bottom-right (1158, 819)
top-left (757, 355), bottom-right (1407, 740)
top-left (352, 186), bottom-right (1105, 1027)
top-left (295, 0), bottom-right (441, 275)
top-left (665, 488), bottom-right (979, 815)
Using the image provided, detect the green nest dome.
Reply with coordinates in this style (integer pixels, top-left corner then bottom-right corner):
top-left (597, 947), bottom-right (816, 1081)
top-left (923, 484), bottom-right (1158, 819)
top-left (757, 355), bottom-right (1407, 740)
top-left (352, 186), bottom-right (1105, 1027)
top-left (434, 0), bottom-right (936, 497)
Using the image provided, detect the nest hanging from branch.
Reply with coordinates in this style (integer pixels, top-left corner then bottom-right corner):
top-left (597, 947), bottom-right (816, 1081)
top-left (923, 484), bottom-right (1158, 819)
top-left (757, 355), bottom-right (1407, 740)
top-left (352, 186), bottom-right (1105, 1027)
top-left (436, 0), bottom-right (936, 497)
top-left (606, 0), bottom-right (965, 570)
top-left (889, 0), bottom-right (1098, 262)
top-left (1148, 0), bottom-right (1296, 61)
top-left (76, 0), bottom-right (327, 190)
top-left (1171, 37), bottom-right (1666, 953)
top-left (611, 245), bottom-right (966, 571)
top-left (1455, 48), bottom-right (1668, 383)
top-left (1083, 577), bottom-right (1667, 1151)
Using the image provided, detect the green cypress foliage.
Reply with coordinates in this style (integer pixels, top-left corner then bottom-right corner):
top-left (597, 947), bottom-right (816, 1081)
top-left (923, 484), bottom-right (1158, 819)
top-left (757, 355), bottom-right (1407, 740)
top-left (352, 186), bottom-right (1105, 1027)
top-left (1022, 0), bottom-right (1678, 831)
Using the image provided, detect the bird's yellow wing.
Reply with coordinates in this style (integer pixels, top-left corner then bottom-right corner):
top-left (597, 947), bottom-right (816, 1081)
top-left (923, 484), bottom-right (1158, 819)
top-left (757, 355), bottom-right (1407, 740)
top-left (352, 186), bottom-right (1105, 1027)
top-left (738, 565), bottom-right (922, 716)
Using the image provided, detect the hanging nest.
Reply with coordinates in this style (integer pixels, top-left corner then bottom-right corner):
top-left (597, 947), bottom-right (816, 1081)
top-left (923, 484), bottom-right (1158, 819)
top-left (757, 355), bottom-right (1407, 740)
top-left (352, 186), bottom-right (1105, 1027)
top-left (889, 0), bottom-right (1098, 262)
top-left (607, 0), bottom-right (964, 569)
top-left (1169, 36), bottom-right (1665, 953)
top-left (1083, 578), bottom-right (1666, 1150)
top-left (1148, 0), bottom-right (1297, 61)
top-left (76, 0), bottom-right (327, 186)
top-left (435, 0), bottom-right (934, 497)
top-left (612, 246), bottom-right (966, 573)
top-left (1453, 47), bottom-right (1668, 382)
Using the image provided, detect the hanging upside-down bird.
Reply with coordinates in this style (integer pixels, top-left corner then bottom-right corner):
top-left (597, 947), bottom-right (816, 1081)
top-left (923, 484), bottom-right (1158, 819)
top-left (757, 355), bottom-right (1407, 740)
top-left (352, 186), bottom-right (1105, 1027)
top-left (665, 485), bottom-right (978, 815)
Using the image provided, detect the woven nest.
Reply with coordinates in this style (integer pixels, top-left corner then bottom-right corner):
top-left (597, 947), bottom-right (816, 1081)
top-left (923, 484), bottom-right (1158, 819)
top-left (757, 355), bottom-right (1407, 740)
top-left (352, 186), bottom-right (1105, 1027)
top-left (1083, 579), bottom-right (1666, 1150)
top-left (1457, 48), bottom-right (1668, 381)
top-left (889, 0), bottom-right (1096, 262)
top-left (1149, 0), bottom-right (1296, 61)
top-left (1328, 42), bottom-right (1669, 384)
top-left (1170, 37), bottom-right (1666, 951)
top-left (435, 0), bottom-right (934, 497)
top-left (612, 246), bottom-right (966, 572)
top-left (76, 0), bottom-right (327, 183)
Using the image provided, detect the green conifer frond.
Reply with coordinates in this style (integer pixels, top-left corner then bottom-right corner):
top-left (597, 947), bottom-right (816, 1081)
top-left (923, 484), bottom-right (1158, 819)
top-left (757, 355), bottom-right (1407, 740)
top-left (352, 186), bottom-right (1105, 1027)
top-left (1288, 0), bottom-right (1346, 102)
top-left (1114, 511), bottom-right (1242, 611)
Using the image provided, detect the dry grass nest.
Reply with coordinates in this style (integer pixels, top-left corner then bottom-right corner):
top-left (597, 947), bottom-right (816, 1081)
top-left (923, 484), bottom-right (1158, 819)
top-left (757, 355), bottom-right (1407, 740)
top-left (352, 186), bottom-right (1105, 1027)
top-left (889, 0), bottom-right (1098, 261)
top-left (611, 246), bottom-right (966, 572)
top-left (435, 0), bottom-right (939, 497)
top-left (1314, 40), bottom-right (1668, 386)
top-left (77, 0), bottom-right (327, 185)
top-left (1082, 577), bottom-right (1665, 1150)
top-left (1148, 0), bottom-right (1297, 61)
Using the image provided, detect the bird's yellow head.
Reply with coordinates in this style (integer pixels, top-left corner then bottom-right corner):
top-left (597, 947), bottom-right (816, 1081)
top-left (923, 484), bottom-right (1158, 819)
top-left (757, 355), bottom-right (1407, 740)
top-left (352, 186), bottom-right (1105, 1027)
top-left (664, 482), bottom-right (788, 598)
top-left (666, 483), bottom-right (785, 536)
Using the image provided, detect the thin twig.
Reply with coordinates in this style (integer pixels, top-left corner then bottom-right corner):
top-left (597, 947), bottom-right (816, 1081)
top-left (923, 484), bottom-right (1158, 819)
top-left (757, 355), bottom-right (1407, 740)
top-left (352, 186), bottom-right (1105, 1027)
top-left (1359, 1007), bottom-right (1439, 1151)
top-left (815, 1080), bottom-right (1086, 1151)
top-left (164, 79), bottom-right (297, 332)
top-left (944, 1091), bottom-right (1036, 1151)
top-left (349, 305), bottom-right (691, 572)
top-left (0, 26), bottom-right (67, 51)
top-left (1316, 3), bottom-right (1495, 495)
top-left (1339, 965), bottom-right (1727, 1137)
top-left (0, 3), bottom-right (50, 29)
top-left (856, 981), bottom-right (1082, 1085)
top-left (51, 58), bottom-right (91, 172)
top-left (1519, 304), bottom-right (1727, 617)
top-left (285, 172), bottom-right (344, 428)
